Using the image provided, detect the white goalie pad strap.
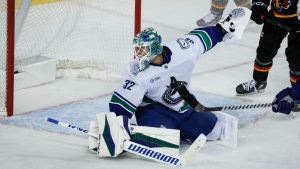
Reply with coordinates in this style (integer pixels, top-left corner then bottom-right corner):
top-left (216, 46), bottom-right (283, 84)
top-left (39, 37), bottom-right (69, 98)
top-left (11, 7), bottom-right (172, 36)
top-left (130, 126), bottom-right (180, 156)
top-left (96, 113), bottom-right (131, 157)
top-left (88, 121), bottom-right (98, 153)
top-left (207, 111), bottom-right (238, 148)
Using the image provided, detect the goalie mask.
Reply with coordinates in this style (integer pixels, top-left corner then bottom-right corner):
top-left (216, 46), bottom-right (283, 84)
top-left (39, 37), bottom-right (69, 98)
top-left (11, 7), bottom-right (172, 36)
top-left (133, 27), bottom-right (163, 71)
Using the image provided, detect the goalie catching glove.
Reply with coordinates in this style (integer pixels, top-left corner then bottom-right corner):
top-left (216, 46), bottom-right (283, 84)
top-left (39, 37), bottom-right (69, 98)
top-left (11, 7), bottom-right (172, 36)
top-left (217, 7), bottom-right (251, 43)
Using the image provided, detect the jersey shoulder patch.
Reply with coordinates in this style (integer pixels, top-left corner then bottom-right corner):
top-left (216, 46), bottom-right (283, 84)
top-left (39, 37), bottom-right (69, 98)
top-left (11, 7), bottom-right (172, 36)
top-left (176, 38), bottom-right (192, 49)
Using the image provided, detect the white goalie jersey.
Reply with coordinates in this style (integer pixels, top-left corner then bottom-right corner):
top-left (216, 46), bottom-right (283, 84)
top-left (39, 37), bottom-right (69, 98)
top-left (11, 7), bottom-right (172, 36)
top-left (109, 27), bottom-right (223, 118)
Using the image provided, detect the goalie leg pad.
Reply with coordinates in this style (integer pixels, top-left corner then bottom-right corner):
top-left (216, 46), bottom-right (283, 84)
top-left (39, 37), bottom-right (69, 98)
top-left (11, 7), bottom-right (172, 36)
top-left (206, 111), bottom-right (238, 148)
top-left (120, 125), bottom-right (180, 160)
top-left (96, 113), bottom-right (131, 157)
top-left (130, 126), bottom-right (180, 155)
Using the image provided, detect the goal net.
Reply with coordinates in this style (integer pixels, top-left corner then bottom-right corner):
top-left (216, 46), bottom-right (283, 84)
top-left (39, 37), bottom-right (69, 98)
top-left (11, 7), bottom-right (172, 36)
top-left (0, 0), bottom-right (140, 116)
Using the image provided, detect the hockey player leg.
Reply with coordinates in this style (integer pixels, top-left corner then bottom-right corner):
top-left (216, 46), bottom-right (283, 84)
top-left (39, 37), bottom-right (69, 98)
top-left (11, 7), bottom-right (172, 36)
top-left (234, 0), bottom-right (251, 9)
top-left (206, 111), bottom-right (238, 148)
top-left (196, 0), bottom-right (228, 27)
top-left (96, 113), bottom-right (131, 157)
top-left (218, 7), bottom-right (251, 43)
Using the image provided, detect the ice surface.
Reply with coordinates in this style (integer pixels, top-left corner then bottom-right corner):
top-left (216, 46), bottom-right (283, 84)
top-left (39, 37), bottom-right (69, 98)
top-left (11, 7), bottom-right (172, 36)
top-left (1, 1), bottom-right (300, 169)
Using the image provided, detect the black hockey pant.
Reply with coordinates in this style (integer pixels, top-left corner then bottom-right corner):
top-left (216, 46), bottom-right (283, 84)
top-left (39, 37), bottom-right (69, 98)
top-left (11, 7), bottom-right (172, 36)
top-left (253, 18), bottom-right (300, 85)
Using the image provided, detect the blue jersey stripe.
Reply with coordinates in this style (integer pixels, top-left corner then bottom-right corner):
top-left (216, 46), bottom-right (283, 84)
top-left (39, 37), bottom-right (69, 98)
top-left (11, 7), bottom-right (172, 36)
top-left (109, 102), bottom-right (134, 118)
top-left (114, 92), bottom-right (137, 109)
top-left (189, 26), bottom-right (223, 52)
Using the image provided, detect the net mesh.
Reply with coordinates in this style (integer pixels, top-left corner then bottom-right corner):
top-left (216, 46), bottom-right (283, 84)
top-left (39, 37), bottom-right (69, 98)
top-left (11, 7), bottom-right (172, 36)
top-left (0, 0), bottom-right (136, 115)
top-left (15, 0), bottom-right (134, 80)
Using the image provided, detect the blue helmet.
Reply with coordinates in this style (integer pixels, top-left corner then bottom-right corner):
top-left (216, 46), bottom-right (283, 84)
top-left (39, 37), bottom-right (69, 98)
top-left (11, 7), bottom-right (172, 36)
top-left (133, 27), bottom-right (163, 71)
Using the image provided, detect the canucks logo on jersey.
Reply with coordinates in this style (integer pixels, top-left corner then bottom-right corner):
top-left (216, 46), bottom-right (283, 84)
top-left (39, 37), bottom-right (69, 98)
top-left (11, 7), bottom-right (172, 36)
top-left (176, 38), bottom-right (191, 49)
top-left (161, 77), bottom-right (187, 105)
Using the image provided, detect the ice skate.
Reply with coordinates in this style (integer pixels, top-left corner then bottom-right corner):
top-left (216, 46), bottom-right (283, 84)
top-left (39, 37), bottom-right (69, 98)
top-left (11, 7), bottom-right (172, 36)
top-left (196, 12), bottom-right (222, 27)
top-left (236, 79), bottom-right (267, 96)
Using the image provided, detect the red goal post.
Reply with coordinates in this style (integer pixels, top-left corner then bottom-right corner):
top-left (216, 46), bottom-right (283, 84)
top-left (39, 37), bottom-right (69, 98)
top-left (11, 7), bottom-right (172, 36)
top-left (0, 0), bottom-right (141, 117)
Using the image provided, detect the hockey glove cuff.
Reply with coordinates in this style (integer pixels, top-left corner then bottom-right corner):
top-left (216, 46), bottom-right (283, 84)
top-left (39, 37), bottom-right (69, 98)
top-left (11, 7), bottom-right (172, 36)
top-left (250, 1), bottom-right (268, 25)
top-left (272, 87), bottom-right (300, 114)
top-left (272, 87), bottom-right (291, 114)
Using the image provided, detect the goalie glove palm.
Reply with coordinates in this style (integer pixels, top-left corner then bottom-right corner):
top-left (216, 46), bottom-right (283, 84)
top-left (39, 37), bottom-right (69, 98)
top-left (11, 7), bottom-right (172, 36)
top-left (218, 7), bottom-right (251, 43)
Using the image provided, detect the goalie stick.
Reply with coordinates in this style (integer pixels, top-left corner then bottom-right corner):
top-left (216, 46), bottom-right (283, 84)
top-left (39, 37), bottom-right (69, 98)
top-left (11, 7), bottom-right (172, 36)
top-left (46, 117), bottom-right (206, 167)
top-left (173, 77), bottom-right (300, 114)
top-left (197, 102), bottom-right (272, 112)
top-left (171, 76), bottom-right (272, 112)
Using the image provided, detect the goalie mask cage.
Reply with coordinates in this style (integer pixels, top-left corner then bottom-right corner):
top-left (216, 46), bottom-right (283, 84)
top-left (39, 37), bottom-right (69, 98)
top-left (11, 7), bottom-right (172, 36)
top-left (0, 0), bottom-right (141, 116)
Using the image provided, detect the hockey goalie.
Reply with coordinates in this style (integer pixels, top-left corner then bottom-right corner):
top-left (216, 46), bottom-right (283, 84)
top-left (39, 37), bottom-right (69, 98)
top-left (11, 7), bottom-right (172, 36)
top-left (87, 7), bottom-right (251, 166)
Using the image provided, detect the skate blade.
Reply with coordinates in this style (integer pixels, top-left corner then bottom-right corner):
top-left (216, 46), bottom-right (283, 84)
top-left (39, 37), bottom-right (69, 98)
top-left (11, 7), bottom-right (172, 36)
top-left (236, 89), bottom-right (265, 96)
